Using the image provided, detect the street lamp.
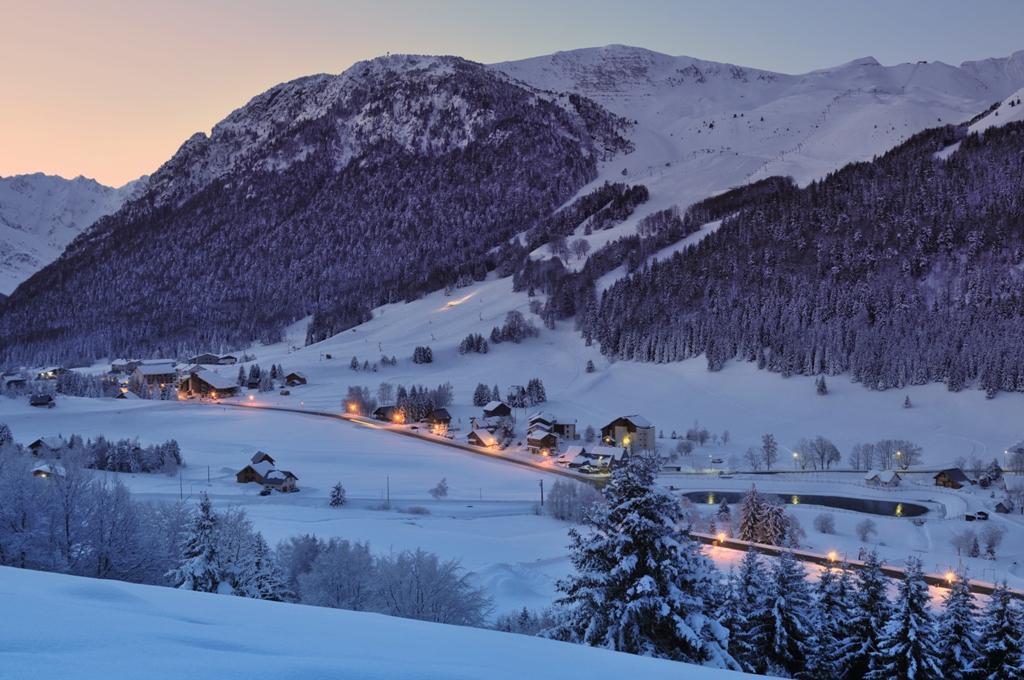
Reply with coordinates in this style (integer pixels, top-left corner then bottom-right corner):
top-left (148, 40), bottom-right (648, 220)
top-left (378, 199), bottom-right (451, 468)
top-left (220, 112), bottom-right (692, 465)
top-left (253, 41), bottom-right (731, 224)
top-left (793, 451), bottom-right (799, 469)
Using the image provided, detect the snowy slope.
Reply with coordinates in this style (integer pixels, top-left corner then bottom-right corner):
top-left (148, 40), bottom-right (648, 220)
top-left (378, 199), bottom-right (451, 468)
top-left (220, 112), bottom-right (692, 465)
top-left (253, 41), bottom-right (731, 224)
top-left (0, 566), bottom-right (752, 679)
top-left (968, 86), bottom-right (1024, 134)
top-left (493, 45), bottom-right (1024, 264)
top-left (0, 173), bottom-right (146, 294)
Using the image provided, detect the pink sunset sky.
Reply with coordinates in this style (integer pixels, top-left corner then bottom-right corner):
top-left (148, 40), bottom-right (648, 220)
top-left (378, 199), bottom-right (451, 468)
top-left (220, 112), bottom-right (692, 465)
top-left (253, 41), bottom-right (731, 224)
top-left (2, 0), bottom-right (1022, 186)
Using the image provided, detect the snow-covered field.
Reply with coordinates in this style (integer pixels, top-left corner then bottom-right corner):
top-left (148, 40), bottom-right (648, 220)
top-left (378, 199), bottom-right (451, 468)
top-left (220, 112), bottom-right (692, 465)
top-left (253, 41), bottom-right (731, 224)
top-left (0, 566), bottom-right (752, 679)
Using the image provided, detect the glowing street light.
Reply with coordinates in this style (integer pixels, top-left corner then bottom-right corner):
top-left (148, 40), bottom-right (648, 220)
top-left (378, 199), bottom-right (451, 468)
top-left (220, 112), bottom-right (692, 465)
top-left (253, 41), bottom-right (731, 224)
top-left (945, 571), bottom-right (956, 585)
top-left (248, 394), bottom-right (255, 401)
top-left (827, 550), bottom-right (838, 563)
top-left (716, 532), bottom-right (726, 544)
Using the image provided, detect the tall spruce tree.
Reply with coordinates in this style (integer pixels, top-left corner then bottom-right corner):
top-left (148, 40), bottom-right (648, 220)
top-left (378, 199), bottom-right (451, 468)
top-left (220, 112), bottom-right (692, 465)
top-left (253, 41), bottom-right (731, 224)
top-left (727, 549), bottom-right (769, 673)
top-left (545, 453), bottom-right (737, 669)
top-left (867, 557), bottom-right (942, 680)
top-left (833, 550), bottom-right (891, 679)
top-left (974, 582), bottom-right (1023, 680)
top-left (808, 563), bottom-right (853, 678)
top-left (760, 549), bottom-right (814, 677)
top-left (167, 493), bottom-right (223, 593)
top-left (936, 574), bottom-right (980, 679)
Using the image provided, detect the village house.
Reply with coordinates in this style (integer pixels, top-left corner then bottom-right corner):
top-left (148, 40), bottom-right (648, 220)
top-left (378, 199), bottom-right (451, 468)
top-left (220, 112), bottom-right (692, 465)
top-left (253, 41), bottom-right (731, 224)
top-left (864, 469), bottom-right (902, 488)
top-left (600, 415), bottom-right (655, 451)
top-left (482, 400), bottom-right (512, 419)
top-left (468, 429), bottom-right (498, 448)
top-left (262, 469), bottom-right (299, 493)
top-left (373, 405), bottom-right (400, 422)
top-left (181, 369), bottom-right (240, 398)
top-left (218, 355), bottom-right (238, 365)
top-left (935, 468), bottom-right (973, 489)
top-left (527, 411), bottom-right (577, 440)
top-left (31, 463), bottom-right (66, 479)
top-left (236, 461), bottom-right (276, 484)
top-left (188, 353), bottom-right (224, 366)
top-left (110, 359), bottom-right (136, 374)
top-left (36, 366), bottom-right (67, 380)
top-left (527, 429), bottom-right (558, 455)
top-left (28, 436), bottom-right (67, 457)
top-left (558, 444), bottom-right (626, 472)
top-left (285, 372), bottom-right (308, 386)
top-left (132, 363), bottom-right (177, 389)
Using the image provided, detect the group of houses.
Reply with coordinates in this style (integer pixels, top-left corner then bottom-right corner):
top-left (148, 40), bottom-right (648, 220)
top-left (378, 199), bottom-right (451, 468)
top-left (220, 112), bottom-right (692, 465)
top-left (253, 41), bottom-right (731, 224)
top-left (104, 354), bottom-right (307, 400)
top-left (27, 436), bottom-right (68, 479)
top-left (525, 411), bottom-right (576, 455)
top-left (371, 405), bottom-right (452, 434)
top-left (235, 451), bottom-right (299, 494)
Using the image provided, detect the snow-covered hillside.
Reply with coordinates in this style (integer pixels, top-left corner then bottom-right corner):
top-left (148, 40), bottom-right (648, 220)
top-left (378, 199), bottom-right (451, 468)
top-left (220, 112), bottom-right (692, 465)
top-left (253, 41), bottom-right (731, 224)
top-left (493, 45), bottom-right (1024, 261)
top-left (0, 566), bottom-right (750, 679)
top-left (0, 173), bottom-right (146, 294)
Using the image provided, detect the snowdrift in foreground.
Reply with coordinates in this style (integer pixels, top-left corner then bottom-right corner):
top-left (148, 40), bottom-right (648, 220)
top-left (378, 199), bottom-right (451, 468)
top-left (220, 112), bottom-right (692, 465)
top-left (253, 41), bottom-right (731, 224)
top-left (0, 566), bottom-right (751, 679)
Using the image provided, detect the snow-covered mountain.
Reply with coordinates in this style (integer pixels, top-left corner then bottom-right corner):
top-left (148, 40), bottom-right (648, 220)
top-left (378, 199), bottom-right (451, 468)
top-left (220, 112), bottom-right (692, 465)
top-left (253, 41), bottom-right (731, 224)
top-left (493, 45), bottom-right (1024, 245)
top-left (0, 173), bottom-right (147, 294)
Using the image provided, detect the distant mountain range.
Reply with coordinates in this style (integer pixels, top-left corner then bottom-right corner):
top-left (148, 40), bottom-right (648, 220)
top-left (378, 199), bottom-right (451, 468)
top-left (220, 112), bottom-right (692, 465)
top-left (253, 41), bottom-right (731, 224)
top-left (0, 173), bottom-right (147, 295)
top-left (2, 45), bottom-right (1024, 372)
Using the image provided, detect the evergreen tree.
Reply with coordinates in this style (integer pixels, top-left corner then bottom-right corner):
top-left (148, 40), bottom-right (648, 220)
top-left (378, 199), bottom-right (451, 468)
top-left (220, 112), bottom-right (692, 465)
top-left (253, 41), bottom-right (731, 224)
top-left (808, 564), bottom-right (852, 678)
top-left (936, 574), bottom-right (980, 679)
top-left (727, 550), bottom-right (769, 672)
top-left (237, 365), bottom-right (246, 386)
top-left (974, 582), bottom-right (1023, 680)
top-left (329, 482), bottom-right (346, 508)
top-left (491, 385), bottom-right (501, 402)
top-left (867, 557), bottom-right (942, 680)
top-left (760, 550), bottom-right (814, 676)
top-left (834, 550), bottom-right (891, 679)
top-left (236, 533), bottom-right (290, 602)
top-left (167, 493), bottom-right (223, 593)
top-left (0, 422), bottom-right (12, 448)
top-left (546, 454), bottom-right (737, 668)
top-left (472, 383), bottom-right (491, 407)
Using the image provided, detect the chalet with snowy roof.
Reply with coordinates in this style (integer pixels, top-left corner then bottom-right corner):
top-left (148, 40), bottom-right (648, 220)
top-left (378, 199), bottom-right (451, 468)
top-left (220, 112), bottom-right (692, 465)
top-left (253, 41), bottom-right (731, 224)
top-left (482, 400), bottom-right (511, 419)
top-left (601, 415), bottom-right (655, 451)
top-left (218, 355), bottom-right (238, 365)
top-left (864, 469), bottom-right (902, 488)
top-left (188, 353), bottom-right (222, 366)
top-left (527, 430), bottom-right (558, 455)
top-left (236, 461), bottom-right (276, 484)
top-left (110, 359), bottom-right (135, 374)
top-left (935, 468), bottom-right (973, 489)
top-left (558, 444), bottom-right (626, 472)
top-left (373, 405), bottom-right (400, 422)
top-left (528, 412), bottom-right (554, 428)
top-left (468, 429), bottom-right (498, 448)
top-left (250, 451), bottom-right (276, 466)
top-left (2, 374), bottom-right (27, 390)
top-left (32, 463), bottom-right (66, 479)
top-left (423, 408), bottom-right (452, 426)
top-left (182, 369), bottom-right (240, 397)
top-left (132, 363), bottom-right (177, 388)
top-left (262, 469), bottom-right (298, 493)
top-left (285, 372), bottom-right (307, 386)
top-left (28, 436), bottom-right (67, 456)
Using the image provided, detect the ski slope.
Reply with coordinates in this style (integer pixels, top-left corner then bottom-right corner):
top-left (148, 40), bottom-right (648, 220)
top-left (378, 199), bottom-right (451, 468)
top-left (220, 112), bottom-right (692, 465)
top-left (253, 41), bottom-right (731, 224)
top-left (0, 566), bottom-right (751, 680)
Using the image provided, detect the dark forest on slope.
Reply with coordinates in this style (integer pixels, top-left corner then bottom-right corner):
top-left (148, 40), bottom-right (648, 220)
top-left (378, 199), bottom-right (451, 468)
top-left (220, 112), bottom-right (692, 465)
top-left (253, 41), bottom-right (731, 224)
top-left (0, 58), bottom-right (629, 366)
top-left (588, 122), bottom-right (1024, 395)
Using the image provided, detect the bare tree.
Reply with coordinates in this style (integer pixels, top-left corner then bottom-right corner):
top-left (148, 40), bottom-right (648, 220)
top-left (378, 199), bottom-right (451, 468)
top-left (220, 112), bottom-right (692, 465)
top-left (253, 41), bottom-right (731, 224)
top-left (570, 238), bottom-right (591, 260)
top-left (979, 524), bottom-right (1006, 559)
top-left (855, 518), bottom-right (877, 542)
top-left (950, 529), bottom-right (977, 556)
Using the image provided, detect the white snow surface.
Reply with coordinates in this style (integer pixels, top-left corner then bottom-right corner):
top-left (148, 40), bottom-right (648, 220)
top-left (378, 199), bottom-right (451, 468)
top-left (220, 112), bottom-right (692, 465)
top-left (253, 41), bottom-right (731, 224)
top-left (0, 566), bottom-right (751, 680)
top-left (0, 173), bottom-right (146, 294)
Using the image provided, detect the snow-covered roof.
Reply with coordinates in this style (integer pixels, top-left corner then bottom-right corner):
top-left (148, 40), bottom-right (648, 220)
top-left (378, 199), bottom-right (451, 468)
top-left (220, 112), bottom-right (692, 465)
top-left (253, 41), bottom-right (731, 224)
top-left (527, 411), bottom-right (554, 423)
top-left (603, 414), bottom-right (653, 430)
top-left (527, 430), bottom-right (557, 442)
top-left (469, 429), bottom-right (497, 447)
top-left (29, 436), bottom-right (67, 449)
top-left (864, 469), bottom-right (900, 483)
top-left (32, 463), bottom-right (66, 477)
top-left (265, 469), bottom-right (297, 481)
top-left (251, 451), bottom-right (275, 464)
top-left (243, 461), bottom-right (276, 477)
top-left (195, 369), bottom-right (238, 390)
top-left (135, 363), bottom-right (176, 376)
top-left (115, 390), bottom-right (140, 400)
top-left (482, 400), bottom-right (508, 411)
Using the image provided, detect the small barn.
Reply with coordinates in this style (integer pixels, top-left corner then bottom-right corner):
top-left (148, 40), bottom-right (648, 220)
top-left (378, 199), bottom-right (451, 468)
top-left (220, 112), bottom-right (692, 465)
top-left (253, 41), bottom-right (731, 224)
top-left (468, 429), bottom-right (498, 448)
top-left (864, 469), bottom-right (902, 488)
top-left (250, 451), bottom-right (276, 466)
top-left (935, 468), bottom-right (973, 489)
top-left (373, 405), bottom-right (399, 422)
top-left (482, 400), bottom-right (512, 419)
top-left (996, 500), bottom-right (1015, 514)
top-left (29, 394), bottom-right (55, 408)
top-left (285, 372), bottom-right (307, 386)
top-left (28, 436), bottom-right (67, 456)
top-left (236, 461), bottom-right (276, 484)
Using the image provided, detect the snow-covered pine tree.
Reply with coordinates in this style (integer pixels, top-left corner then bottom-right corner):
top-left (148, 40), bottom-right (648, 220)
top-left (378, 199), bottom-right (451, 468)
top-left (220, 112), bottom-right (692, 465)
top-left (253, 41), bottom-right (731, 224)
top-left (0, 422), bottom-right (12, 448)
top-left (738, 486), bottom-right (765, 542)
top-left (235, 533), bottom-right (290, 602)
top-left (329, 482), bottom-right (346, 508)
top-left (545, 453), bottom-right (737, 669)
top-left (760, 549), bottom-right (814, 676)
top-left (726, 549), bottom-right (769, 672)
top-left (472, 383), bottom-right (490, 407)
top-left (167, 493), bottom-right (224, 593)
top-left (833, 550), bottom-right (891, 679)
top-left (973, 582), bottom-right (1023, 680)
top-left (491, 385), bottom-right (501, 402)
top-left (936, 573), bottom-right (980, 679)
top-left (867, 556), bottom-right (942, 679)
top-left (806, 563), bottom-right (851, 678)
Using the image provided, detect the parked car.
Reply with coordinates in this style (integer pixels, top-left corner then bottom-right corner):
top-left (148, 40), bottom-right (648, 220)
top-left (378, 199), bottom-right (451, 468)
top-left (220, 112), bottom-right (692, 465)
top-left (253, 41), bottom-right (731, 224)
top-left (279, 389), bottom-right (290, 396)
top-left (975, 510), bottom-right (989, 520)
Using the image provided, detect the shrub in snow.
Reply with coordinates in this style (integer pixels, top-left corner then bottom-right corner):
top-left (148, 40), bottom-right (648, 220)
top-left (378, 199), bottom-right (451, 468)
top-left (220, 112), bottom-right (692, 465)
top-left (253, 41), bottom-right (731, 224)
top-left (813, 512), bottom-right (836, 535)
top-left (329, 482), bottom-right (346, 508)
top-left (855, 518), bottom-right (877, 543)
top-left (429, 478), bottom-right (448, 500)
top-left (544, 480), bottom-right (605, 524)
top-left (816, 375), bottom-right (828, 395)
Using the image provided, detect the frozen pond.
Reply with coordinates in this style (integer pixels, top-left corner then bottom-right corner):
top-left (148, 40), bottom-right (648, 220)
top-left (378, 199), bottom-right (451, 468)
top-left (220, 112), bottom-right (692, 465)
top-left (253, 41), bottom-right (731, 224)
top-left (683, 490), bottom-right (929, 517)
